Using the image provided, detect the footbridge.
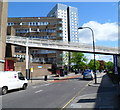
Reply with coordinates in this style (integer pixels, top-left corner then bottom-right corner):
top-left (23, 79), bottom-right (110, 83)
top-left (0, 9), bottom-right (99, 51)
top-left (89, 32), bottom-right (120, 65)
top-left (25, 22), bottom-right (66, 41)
top-left (6, 36), bottom-right (119, 55)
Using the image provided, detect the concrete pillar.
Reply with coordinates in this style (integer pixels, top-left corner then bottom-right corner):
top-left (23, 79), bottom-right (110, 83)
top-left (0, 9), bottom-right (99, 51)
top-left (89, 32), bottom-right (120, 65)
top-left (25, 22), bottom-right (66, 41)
top-left (0, 1), bottom-right (8, 71)
top-left (113, 55), bottom-right (119, 75)
top-left (26, 45), bottom-right (29, 70)
top-left (26, 38), bottom-right (30, 79)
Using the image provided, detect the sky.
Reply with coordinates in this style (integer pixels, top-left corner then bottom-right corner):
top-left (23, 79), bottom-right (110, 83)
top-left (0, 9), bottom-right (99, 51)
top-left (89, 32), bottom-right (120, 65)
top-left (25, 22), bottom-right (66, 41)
top-left (8, 2), bottom-right (118, 62)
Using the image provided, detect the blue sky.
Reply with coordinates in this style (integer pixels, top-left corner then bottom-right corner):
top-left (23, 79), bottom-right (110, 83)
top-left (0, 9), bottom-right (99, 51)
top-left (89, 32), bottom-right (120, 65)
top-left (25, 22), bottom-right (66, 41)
top-left (8, 2), bottom-right (118, 47)
top-left (8, 2), bottom-right (118, 62)
top-left (8, 2), bottom-right (117, 25)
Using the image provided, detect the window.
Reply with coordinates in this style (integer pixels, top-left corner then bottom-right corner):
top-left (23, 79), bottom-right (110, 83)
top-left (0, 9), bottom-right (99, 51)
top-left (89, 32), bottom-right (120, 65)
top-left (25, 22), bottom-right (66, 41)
top-left (7, 22), bottom-right (14, 26)
top-left (18, 72), bottom-right (25, 80)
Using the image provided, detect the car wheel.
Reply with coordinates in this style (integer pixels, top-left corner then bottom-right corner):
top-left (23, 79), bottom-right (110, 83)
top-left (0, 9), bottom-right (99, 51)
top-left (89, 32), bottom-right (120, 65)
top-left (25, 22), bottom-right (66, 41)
top-left (2, 87), bottom-right (8, 95)
top-left (22, 84), bottom-right (27, 90)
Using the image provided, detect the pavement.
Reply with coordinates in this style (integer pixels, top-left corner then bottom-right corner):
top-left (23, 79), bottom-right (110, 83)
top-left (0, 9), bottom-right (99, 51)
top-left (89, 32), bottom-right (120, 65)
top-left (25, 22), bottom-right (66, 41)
top-left (66, 72), bottom-right (120, 109)
top-left (28, 72), bottom-right (81, 85)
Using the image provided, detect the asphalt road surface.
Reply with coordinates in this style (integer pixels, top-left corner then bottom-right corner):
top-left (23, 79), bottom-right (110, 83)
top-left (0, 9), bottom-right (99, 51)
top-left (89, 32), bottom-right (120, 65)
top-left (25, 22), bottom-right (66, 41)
top-left (2, 76), bottom-right (92, 109)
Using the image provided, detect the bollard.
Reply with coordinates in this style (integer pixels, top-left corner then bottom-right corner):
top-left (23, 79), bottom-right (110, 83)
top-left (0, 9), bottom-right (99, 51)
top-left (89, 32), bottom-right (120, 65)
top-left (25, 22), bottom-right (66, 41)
top-left (44, 75), bottom-right (47, 81)
top-left (26, 69), bottom-right (30, 80)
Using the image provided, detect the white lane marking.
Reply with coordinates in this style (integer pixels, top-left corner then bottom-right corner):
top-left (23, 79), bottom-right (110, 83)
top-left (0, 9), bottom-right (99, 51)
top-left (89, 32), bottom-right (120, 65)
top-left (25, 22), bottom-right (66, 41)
top-left (35, 90), bottom-right (43, 94)
top-left (44, 83), bottom-right (50, 86)
top-left (32, 86), bottom-right (37, 88)
top-left (32, 83), bottom-right (51, 88)
top-left (41, 83), bottom-right (51, 87)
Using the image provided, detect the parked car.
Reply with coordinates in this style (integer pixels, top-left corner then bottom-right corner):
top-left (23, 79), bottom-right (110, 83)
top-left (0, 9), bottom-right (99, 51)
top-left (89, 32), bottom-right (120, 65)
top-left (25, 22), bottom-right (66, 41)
top-left (0, 71), bottom-right (28, 95)
top-left (82, 69), bottom-right (94, 80)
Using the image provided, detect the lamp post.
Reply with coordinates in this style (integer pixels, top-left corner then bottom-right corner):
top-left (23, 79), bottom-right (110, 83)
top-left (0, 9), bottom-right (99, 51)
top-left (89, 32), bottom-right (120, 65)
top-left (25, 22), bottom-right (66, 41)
top-left (78, 27), bottom-right (97, 84)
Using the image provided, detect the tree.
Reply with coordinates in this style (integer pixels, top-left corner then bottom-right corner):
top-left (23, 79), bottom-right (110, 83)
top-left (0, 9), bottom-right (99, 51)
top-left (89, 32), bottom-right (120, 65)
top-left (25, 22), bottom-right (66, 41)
top-left (70, 52), bottom-right (88, 70)
top-left (88, 59), bottom-right (100, 71)
top-left (105, 61), bottom-right (114, 71)
top-left (98, 60), bottom-right (105, 72)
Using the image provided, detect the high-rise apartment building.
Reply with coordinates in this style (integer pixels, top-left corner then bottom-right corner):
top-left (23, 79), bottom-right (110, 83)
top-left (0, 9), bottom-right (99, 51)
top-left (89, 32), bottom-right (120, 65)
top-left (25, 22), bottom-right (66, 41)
top-left (47, 3), bottom-right (79, 43)
top-left (47, 3), bottom-right (79, 65)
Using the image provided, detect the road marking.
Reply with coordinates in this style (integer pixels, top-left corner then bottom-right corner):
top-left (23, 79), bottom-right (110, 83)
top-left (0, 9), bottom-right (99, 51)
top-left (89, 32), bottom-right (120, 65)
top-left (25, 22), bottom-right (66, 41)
top-left (32, 86), bottom-right (37, 88)
top-left (40, 83), bottom-right (51, 86)
top-left (32, 83), bottom-right (51, 88)
top-left (87, 81), bottom-right (92, 86)
top-left (61, 81), bottom-right (91, 110)
top-left (43, 83), bottom-right (51, 86)
top-left (35, 90), bottom-right (43, 94)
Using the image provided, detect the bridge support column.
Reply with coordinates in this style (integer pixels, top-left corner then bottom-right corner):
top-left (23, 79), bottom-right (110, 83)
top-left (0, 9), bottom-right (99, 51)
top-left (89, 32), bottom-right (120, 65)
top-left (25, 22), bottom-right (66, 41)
top-left (26, 38), bottom-right (30, 80)
top-left (113, 55), bottom-right (119, 75)
top-left (113, 55), bottom-right (120, 85)
top-left (113, 54), bottom-right (120, 96)
top-left (117, 55), bottom-right (120, 84)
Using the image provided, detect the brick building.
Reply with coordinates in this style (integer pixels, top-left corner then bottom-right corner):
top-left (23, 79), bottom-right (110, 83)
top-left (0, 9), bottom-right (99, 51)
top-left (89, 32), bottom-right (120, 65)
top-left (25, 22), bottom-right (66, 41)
top-left (7, 17), bottom-right (63, 64)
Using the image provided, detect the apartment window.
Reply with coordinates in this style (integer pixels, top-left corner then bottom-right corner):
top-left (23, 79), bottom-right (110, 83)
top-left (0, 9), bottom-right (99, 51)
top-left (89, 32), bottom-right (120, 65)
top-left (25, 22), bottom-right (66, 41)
top-left (8, 22), bottom-right (14, 26)
top-left (28, 22), bottom-right (48, 26)
top-left (16, 29), bottom-right (29, 33)
top-left (39, 29), bottom-right (56, 33)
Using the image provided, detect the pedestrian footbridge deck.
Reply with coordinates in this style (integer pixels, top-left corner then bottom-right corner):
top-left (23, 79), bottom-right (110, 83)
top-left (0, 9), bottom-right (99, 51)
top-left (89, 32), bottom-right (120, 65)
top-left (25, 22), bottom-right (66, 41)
top-left (6, 36), bottom-right (119, 55)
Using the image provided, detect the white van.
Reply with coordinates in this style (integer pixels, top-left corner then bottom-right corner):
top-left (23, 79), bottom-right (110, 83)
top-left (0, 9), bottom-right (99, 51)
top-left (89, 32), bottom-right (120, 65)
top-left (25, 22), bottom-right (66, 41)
top-left (0, 71), bottom-right (28, 95)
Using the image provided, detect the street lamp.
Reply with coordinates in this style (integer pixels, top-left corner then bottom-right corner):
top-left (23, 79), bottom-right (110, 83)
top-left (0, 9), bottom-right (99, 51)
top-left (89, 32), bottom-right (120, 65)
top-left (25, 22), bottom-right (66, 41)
top-left (78, 27), bottom-right (97, 84)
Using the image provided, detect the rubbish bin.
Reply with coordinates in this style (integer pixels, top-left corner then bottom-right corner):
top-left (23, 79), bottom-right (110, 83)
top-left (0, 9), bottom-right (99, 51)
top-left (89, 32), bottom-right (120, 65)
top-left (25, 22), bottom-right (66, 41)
top-left (60, 69), bottom-right (64, 77)
top-left (64, 70), bottom-right (68, 75)
top-left (44, 75), bottom-right (47, 81)
top-left (75, 70), bottom-right (78, 74)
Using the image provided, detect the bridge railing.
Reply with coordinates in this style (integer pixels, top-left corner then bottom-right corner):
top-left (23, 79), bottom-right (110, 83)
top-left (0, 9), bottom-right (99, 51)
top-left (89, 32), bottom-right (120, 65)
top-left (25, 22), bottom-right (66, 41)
top-left (6, 36), bottom-right (118, 54)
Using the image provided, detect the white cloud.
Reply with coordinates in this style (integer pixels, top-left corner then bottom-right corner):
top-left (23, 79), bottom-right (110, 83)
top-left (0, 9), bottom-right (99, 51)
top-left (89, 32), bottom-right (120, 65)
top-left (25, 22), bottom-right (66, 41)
top-left (78, 21), bottom-right (118, 43)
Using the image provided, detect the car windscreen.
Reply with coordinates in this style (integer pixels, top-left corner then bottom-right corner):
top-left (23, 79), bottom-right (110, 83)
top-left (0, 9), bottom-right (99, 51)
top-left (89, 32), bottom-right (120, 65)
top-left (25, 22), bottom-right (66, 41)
top-left (18, 72), bottom-right (25, 80)
top-left (84, 70), bottom-right (91, 72)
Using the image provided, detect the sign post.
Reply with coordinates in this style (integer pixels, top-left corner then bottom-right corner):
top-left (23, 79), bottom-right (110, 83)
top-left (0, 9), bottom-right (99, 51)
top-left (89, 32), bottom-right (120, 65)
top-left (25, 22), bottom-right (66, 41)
top-left (30, 67), bottom-right (33, 83)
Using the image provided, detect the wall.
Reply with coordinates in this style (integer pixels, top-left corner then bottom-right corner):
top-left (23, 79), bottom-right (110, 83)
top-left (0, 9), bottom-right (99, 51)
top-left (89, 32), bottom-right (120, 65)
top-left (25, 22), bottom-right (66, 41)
top-left (0, 1), bottom-right (8, 70)
top-left (15, 62), bottom-right (52, 77)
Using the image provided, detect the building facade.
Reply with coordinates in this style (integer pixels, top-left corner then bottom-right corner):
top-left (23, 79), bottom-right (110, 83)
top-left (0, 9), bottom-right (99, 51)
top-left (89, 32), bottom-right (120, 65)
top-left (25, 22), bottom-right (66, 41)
top-left (7, 17), bottom-right (63, 64)
top-left (0, 1), bottom-right (8, 71)
top-left (47, 3), bottom-right (79, 66)
top-left (47, 3), bottom-right (79, 42)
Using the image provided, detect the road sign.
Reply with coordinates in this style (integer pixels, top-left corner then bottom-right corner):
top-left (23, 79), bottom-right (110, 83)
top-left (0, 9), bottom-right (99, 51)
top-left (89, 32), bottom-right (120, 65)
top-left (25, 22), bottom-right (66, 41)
top-left (30, 67), bottom-right (33, 73)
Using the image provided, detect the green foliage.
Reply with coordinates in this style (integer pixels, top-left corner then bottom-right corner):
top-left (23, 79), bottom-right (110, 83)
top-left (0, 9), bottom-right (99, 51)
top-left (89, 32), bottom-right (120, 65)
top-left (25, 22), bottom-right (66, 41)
top-left (70, 52), bottom-right (88, 70)
top-left (88, 59), bottom-right (100, 70)
top-left (105, 61), bottom-right (114, 70)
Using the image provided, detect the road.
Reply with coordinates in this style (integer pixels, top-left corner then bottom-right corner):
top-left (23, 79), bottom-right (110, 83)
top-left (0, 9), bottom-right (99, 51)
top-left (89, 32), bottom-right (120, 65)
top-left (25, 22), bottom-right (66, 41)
top-left (2, 75), bottom-right (92, 109)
